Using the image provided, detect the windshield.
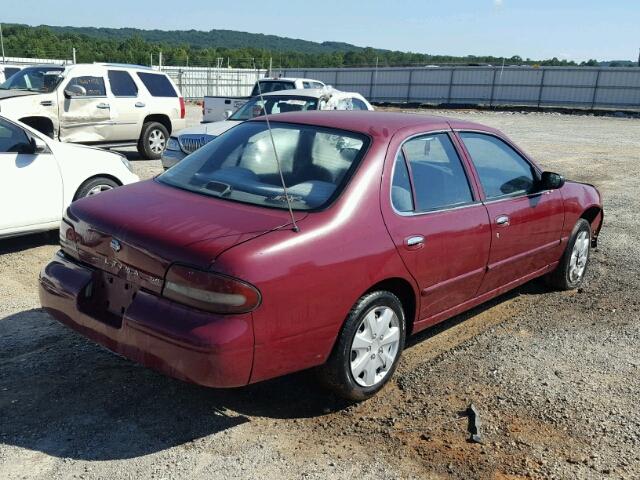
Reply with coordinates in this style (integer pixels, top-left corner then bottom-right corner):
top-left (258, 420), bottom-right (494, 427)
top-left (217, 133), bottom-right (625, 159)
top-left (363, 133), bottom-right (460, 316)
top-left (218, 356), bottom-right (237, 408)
top-left (250, 80), bottom-right (295, 97)
top-left (230, 95), bottom-right (319, 121)
top-left (0, 66), bottom-right (64, 92)
top-left (159, 121), bottom-right (368, 211)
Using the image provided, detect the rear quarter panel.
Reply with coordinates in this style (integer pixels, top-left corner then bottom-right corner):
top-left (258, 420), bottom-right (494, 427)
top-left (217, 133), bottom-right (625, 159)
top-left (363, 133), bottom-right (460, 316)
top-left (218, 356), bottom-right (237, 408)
top-left (212, 137), bottom-right (418, 384)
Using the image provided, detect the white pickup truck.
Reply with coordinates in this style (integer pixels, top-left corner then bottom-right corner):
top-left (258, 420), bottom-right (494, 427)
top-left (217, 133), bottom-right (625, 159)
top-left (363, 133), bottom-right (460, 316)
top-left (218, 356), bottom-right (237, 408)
top-left (203, 77), bottom-right (325, 122)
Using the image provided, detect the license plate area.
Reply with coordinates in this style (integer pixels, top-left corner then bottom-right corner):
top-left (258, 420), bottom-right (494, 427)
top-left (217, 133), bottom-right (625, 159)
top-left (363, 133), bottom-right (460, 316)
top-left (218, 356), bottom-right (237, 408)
top-left (78, 271), bottom-right (139, 328)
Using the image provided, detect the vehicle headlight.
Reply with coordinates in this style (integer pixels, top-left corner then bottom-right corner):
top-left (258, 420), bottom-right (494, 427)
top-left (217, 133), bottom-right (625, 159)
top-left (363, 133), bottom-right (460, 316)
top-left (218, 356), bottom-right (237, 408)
top-left (117, 153), bottom-right (133, 172)
top-left (167, 136), bottom-right (180, 151)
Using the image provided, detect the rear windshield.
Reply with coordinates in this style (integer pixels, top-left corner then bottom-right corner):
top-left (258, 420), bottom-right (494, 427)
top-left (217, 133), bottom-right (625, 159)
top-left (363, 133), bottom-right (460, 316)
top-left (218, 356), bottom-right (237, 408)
top-left (230, 95), bottom-right (318, 121)
top-left (137, 72), bottom-right (177, 97)
top-left (250, 80), bottom-right (295, 97)
top-left (159, 121), bottom-right (368, 211)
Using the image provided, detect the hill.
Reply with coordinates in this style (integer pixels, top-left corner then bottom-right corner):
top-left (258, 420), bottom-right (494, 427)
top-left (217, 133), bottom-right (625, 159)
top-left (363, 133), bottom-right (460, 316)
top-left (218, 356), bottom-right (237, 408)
top-left (39, 25), bottom-right (378, 55)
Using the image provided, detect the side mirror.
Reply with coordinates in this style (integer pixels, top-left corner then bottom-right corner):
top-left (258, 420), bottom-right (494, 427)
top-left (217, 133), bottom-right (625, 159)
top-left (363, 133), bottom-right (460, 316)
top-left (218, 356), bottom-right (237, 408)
top-left (64, 84), bottom-right (86, 99)
top-left (29, 136), bottom-right (48, 154)
top-left (224, 109), bottom-right (233, 119)
top-left (540, 171), bottom-right (565, 190)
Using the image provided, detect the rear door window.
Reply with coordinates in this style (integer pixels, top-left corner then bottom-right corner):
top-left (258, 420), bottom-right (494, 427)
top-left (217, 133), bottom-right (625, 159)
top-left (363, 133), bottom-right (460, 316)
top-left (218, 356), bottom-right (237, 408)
top-left (137, 72), bottom-right (177, 97)
top-left (400, 133), bottom-right (474, 212)
top-left (108, 70), bottom-right (138, 97)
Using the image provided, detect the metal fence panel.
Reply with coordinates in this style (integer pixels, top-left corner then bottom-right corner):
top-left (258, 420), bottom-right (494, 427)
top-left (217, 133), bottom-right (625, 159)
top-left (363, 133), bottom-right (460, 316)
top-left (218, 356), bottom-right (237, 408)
top-left (282, 66), bottom-right (640, 111)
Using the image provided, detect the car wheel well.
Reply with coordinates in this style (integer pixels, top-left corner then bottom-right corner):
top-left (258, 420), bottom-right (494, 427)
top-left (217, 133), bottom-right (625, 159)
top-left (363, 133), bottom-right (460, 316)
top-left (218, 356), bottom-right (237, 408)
top-left (73, 174), bottom-right (122, 200)
top-left (580, 206), bottom-right (601, 227)
top-left (19, 116), bottom-right (54, 138)
top-left (364, 278), bottom-right (417, 335)
top-left (143, 114), bottom-right (172, 135)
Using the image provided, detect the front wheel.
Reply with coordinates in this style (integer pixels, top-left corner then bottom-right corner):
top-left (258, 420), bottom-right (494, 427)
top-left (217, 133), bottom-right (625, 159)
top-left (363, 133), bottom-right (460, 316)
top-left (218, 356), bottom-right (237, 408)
top-left (137, 122), bottom-right (169, 160)
top-left (74, 177), bottom-right (119, 200)
top-left (546, 219), bottom-right (592, 290)
top-left (320, 291), bottom-right (406, 401)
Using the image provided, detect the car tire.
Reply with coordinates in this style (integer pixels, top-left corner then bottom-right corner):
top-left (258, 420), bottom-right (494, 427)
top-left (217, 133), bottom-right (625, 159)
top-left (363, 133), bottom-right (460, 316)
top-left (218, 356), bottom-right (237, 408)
top-left (546, 218), bottom-right (592, 290)
top-left (137, 122), bottom-right (169, 160)
top-left (320, 290), bottom-right (406, 401)
top-left (74, 177), bottom-right (119, 200)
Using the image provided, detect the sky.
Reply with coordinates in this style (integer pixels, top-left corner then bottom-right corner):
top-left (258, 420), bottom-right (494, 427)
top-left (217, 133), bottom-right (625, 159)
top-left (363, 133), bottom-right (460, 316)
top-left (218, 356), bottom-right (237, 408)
top-left (1, 0), bottom-right (638, 61)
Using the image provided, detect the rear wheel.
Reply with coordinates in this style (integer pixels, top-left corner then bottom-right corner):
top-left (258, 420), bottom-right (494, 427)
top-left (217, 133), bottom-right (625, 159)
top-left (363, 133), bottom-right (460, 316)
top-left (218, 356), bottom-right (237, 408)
top-left (320, 291), bottom-right (406, 401)
top-left (546, 219), bottom-right (592, 290)
top-left (74, 177), bottom-right (119, 200)
top-left (137, 122), bottom-right (168, 160)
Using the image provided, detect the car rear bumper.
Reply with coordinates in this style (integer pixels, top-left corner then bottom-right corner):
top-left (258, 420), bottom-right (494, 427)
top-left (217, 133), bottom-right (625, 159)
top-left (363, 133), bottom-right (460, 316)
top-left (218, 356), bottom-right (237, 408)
top-left (38, 251), bottom-right (254, 387)
top-left (161, 148), bottom-right (186, 169)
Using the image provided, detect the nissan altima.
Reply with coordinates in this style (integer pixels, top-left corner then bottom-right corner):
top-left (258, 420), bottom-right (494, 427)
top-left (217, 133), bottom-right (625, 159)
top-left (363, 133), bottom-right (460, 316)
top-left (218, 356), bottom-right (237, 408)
top-left (39, 111), bottom-right (603, 400)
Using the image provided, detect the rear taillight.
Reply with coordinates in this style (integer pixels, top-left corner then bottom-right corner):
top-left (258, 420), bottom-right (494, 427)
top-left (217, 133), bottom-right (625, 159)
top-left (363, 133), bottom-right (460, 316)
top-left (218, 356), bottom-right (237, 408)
top-left (163, 264), bottom-right (261, 314)
top-left (179, 97), bottom-right (186, 119)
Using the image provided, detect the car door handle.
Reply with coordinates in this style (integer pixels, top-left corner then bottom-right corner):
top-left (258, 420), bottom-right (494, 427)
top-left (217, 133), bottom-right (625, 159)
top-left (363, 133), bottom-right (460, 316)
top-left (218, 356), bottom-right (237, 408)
top-left (405, 235), bottom-right (425, 247)
top-left (135, 102), bottom-right (146, 108)
top-left (97, 103), bottom-right (110, 109)
top-left (496, 215), bottom-right (510, 226)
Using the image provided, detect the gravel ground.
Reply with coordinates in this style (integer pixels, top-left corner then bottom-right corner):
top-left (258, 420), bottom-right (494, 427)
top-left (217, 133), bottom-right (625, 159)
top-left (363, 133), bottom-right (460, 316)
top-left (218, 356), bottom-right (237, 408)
top-left (1, 106), bottom-right (639, 479)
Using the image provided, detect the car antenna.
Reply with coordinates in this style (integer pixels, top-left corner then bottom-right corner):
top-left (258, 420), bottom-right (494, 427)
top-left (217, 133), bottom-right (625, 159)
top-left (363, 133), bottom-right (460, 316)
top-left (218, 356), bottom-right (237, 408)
top-left (253, 61), bottom-right (300, 233)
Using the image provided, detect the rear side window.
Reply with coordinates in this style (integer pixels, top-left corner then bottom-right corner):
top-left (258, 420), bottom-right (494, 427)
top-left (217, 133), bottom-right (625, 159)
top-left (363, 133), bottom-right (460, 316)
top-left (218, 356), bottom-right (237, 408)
top-left (351, 98), bottom-right (369, 110)
top-left (398, 133), bottom-right (473, 212)
top-left (391, 152), bottom-right (414, 212)
top-left (137, 72), bottom-right (177, 97)
top-left (459, 132), bottom-right (536, 199)
top-left (108, 70), bottom-right (138, 97)
top-left (66, 76), bottom-right (106, 96)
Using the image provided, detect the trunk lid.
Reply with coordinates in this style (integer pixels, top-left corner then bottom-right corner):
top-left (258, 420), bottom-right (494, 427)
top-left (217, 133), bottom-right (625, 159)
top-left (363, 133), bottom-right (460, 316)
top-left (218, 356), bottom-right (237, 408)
top-left (67, 179), bottom-right (305, 293)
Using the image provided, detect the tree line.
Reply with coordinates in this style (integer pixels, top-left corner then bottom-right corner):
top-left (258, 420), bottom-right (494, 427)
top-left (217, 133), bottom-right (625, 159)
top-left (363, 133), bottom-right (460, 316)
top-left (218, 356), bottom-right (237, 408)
top-left (0, 24), bottom-right (626, 69)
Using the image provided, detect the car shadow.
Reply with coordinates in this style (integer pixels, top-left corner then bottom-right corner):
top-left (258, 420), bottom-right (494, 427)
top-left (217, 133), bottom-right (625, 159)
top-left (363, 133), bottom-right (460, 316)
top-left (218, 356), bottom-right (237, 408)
top-left (0, 231), bottom-right (58, 255)
top-left (0, 280), bottom-right (551, 461)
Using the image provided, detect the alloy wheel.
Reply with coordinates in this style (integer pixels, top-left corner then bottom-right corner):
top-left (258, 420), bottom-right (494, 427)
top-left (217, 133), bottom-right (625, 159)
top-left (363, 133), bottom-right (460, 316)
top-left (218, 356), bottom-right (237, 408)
top-left (86, 184), bottom-right (114, 196)
top-left (569, 230), bottom-right (589, 283)
top-left (149, 129), bottom-right (166, 154)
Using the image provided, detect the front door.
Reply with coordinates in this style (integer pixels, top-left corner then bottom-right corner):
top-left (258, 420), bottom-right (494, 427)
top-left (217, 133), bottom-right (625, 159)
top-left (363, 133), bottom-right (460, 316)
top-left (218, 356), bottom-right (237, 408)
top-left (0, 118), bottom-right (62, 235)
top-left (457, 132), bottom-right (565, 294)
top-left (382, 132), bottom-right (491, 321)
top-left (57, 74), bottom-right (112, 143)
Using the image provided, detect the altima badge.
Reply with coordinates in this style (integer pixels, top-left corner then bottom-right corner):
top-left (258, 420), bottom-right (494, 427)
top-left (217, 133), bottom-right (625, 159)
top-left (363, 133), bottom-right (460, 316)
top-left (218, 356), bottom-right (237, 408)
top-left (110, 239), bottom-right (122, 252)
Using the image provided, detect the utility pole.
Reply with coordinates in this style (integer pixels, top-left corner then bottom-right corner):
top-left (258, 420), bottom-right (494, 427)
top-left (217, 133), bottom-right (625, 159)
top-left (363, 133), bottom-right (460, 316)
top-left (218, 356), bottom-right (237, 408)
top-left (159, 50), bottom-right (163, 69)
top-left (150, 53), bottom-right (153, 67)
top-left (72, 47), bottom-right (76, 64)
top-left (0, 23), bottom-right (5, 63)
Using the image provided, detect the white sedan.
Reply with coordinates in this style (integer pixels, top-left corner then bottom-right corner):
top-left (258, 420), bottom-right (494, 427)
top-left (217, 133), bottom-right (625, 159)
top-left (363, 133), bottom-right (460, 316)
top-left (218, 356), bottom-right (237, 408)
top-left (0, 115), bottom-right (139, 239)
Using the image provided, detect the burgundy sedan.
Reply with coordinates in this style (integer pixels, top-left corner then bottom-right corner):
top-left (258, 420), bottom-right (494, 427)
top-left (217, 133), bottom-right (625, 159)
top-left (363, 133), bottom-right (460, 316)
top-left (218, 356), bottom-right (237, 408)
top-left (39, 111), bottom-right (603, 400)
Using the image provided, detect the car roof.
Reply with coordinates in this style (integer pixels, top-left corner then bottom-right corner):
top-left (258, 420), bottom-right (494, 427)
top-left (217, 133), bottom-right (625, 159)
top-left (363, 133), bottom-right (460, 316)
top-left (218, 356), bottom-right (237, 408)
top-left (249, 110), bottom-right (493, 137)
top-left (261, 88), bottom-right (362, 99)
top-left (260, 77), bottom-right (324, 83)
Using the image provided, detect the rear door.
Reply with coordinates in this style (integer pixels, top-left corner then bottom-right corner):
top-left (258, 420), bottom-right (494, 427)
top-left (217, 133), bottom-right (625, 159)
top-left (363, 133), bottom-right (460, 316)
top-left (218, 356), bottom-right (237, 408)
top-left (57, 73), bottom-right (112, 143)
top-left (382, 131), bottom-right (491, 321)
top-left (457, 132), bottom-right (564, 294)
top-left (106, 69), bottom-right (144, 141)
top-left (0, 118), bottom-right (62, 234)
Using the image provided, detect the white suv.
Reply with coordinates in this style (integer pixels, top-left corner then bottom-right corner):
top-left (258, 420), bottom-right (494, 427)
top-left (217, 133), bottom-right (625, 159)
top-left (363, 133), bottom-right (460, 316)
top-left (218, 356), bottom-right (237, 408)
top-left (0, 63), bottom-right (186, 159)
